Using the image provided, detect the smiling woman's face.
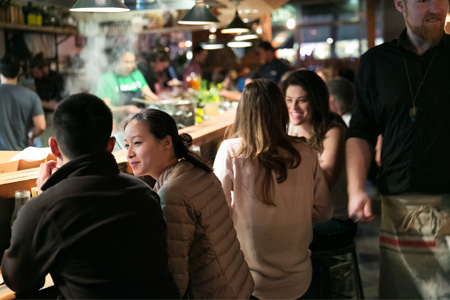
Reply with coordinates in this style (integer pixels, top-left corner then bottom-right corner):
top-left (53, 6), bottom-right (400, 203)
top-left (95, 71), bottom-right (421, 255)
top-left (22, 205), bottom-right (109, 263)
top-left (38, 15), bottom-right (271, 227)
top-left (124, 120), bottom-right (167, 178)
top-left (285, 85), bottom-right (313, 126)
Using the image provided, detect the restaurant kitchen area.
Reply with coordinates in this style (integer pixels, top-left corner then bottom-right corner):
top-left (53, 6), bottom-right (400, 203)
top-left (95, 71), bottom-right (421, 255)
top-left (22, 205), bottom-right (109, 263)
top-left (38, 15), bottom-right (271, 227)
top-left (2, 0), bottom-right (450, 298)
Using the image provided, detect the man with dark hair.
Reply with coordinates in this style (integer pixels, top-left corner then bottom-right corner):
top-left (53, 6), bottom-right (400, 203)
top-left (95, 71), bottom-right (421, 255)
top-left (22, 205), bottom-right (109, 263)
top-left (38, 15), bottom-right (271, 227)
top-left (0, 53), bottom-right (45, 150)
top-left (1, 93), bottom-right (178, 299)
top-left (30, 52), bottom-right (65, 112)
top-left (257, 41), bottom-right (290, 83)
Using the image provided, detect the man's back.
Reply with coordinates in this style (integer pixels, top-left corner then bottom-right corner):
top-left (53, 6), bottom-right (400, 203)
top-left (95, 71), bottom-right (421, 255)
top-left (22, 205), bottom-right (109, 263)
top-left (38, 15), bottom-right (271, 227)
top-left (0, 84), bottom-right (43, 150)
top-left (1, 152), bottom-right (178, 299)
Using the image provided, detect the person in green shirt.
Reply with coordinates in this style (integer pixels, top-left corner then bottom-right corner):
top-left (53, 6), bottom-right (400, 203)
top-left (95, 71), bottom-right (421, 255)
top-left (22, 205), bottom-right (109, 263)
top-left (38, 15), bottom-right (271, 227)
top-left (96, 50), bottom-right (158, 110)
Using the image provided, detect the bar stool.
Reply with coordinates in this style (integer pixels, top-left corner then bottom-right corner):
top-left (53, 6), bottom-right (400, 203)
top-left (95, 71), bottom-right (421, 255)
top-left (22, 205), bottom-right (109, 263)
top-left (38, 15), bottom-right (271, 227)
top-left (310, 242), bottom-right (364, 299)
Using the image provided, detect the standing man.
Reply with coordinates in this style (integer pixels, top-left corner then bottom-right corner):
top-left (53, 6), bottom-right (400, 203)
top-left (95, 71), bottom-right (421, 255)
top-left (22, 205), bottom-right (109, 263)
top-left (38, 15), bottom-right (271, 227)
top-left (30, 52), bottom-right (65, 112)
top-left (346, 0), bottom-right (450, 298)
top-left (258, 41), bottom-right (290, 84)
top-left (0, 53), bottom-right (45, 150)
top-left (1, 93), bottom-right (178, 299)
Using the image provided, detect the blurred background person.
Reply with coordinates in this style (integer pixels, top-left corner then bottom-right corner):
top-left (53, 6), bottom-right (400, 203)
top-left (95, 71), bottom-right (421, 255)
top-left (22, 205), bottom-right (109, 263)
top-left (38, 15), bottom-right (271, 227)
top-left (30, 52), bottom-right (65, 112)
top-left (214, 79), bottom-right (331, 299)
top-left (258, 41), bottom-right (290, 84)
top-left (96, 49), bottom-right (158, 109)
top-left (282, 70), bottom-right (356, 254)
top-left (183, 45), bottom-right (207, 90)
top-left (123, 109), bottom-right (254, 299)
top-left (326, 77), bottom-right (355, 127)
top-left (0, 53), bottom-right (45, 150)
top-left (138, 51), bottom-right (179, 94)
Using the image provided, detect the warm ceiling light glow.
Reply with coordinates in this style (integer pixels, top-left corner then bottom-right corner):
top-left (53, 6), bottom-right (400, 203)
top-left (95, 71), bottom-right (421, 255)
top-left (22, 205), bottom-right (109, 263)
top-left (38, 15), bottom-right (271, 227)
top-left (286, 18), bottom-right (296, 30)
top-left (185, 40), bottom-right (193, 48)
top-left (227, 39), bottom-right (252, 48)
top-left (256, 26), bottom-right (262, 34)
top-left (234, 30), bottom-right (259, 41)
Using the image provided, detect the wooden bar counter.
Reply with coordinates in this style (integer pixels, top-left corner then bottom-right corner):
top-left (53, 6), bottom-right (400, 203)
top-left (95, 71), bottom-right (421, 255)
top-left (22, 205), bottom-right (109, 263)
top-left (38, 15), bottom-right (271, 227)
top-left (0, 108), bottom-right (236, 199)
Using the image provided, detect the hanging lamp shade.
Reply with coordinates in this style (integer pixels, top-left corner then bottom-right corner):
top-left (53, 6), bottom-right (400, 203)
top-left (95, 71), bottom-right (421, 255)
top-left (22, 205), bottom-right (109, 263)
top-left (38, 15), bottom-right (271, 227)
top-left (201, 34), bottom-right (224, 50)
top-left (70, 0), bottom-right (130, 12)
top-left (234, 30), bottom-right (259, 41)
top-left (221, 11), bottom-right (250, 34)
top-left (178, 1), bottom-right (220, 25)
top-left (227, 38), bottom-right (252, 48)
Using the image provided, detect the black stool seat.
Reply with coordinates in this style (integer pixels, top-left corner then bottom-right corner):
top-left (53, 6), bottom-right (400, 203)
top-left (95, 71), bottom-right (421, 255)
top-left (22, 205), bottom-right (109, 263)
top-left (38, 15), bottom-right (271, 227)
top-left (310, 242), bottom-right (364, 299)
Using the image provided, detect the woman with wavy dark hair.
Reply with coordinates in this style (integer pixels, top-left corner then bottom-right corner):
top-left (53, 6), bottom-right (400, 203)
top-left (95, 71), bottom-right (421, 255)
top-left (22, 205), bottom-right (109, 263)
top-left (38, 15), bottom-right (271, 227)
top-left (282, 70), bottom-right (357, 251)
top-left (123, 109), bottom-right (254, 299)
top-left (214, 78), bottom-right (331, 299)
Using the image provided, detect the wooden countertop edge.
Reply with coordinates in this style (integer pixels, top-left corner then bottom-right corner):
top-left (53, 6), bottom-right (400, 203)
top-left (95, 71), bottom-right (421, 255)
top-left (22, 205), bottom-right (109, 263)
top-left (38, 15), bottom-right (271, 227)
top-left (0, 108), bottom-right (236, 199)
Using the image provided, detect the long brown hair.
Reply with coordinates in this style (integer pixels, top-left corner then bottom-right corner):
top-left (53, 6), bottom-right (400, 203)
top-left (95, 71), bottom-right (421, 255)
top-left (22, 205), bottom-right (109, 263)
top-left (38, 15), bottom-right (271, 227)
top-left (282, 70), bottom-right (345, 153)
top-left (228, 79), bottom-right (302, 205)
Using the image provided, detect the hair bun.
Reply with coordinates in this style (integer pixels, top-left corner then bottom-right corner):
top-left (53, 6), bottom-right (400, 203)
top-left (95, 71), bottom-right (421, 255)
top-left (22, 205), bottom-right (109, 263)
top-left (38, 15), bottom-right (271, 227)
top-left (179, 133), bottom-right (193, 148)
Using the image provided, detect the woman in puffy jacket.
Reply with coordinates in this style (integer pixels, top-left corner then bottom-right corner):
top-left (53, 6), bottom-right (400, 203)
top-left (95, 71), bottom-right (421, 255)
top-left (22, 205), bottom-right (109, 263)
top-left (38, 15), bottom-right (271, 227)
top-left (123, 109), bottom-right (254, 299)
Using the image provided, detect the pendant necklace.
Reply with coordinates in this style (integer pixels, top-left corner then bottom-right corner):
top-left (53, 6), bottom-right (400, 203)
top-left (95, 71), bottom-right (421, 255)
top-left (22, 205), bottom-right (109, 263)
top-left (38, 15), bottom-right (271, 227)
top-left (402, 48), bottom-right (438, 121)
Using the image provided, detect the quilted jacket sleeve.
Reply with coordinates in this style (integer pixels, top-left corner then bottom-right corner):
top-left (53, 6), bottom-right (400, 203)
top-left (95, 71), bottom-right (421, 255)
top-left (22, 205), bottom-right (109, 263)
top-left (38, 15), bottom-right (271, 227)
top-left (158, 187), bottom-right (195, 298)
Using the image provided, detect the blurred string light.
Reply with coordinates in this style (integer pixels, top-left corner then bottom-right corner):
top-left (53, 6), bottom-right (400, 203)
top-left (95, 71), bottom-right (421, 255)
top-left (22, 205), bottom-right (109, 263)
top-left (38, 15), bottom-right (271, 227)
top-left (286, 18), bottom-right (296, 30)
top-left (185, 40), bottom-right (193, 48)
top-left (327, 38), bottom-right (334, 44)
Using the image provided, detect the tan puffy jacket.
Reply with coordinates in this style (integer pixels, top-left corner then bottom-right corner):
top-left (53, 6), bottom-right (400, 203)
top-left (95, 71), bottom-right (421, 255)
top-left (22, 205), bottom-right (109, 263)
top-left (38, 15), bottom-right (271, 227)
top-left (154, 161), bottom-right (254, 299)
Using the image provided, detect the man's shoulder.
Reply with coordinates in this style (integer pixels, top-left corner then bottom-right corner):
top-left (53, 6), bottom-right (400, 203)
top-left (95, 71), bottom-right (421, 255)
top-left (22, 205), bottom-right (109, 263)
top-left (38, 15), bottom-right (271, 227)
top-left (362, 39), bottom-right (397, 58)
top-left (0, 84), bottom-right (39, 99)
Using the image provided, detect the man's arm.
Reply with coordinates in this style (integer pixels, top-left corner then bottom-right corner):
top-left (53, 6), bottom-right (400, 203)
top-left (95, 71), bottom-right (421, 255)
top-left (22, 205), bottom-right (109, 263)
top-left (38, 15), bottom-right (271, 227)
top-left (28, 114), bottom-right (46, 146)
top-left (346, 137), bottom-right (375, 222)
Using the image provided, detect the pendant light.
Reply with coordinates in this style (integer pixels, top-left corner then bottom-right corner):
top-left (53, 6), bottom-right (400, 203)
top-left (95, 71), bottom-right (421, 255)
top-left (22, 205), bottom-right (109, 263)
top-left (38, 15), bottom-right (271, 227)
top-left (201, 34), bottom-right (224, 50)
top-left (221, 10), bottom-right (249, 34)
top-left (234, 30), bottom-right (259, 41)
top-left (227, 38), bottom-right (252, 48)
top-left (221, 0), bottom-right (249, 34)
top-left (178, 0), bottom-right (220, 25)
top-left (70, 0), bottom-right (130, 12)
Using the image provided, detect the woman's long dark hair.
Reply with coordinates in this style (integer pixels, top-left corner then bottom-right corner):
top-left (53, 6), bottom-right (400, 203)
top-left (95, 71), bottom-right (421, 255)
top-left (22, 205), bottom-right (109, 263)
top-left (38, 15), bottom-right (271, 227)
top-left (124, 109), bottom-right (212, 173)
top-left (282, 70), bottom-right (345, 153)
top-left (227, 79), bottom-right (302, 206)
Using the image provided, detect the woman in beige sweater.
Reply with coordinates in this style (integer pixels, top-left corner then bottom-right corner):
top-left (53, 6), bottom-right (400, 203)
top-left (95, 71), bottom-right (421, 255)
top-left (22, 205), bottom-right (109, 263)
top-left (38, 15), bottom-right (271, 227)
top-left (214, 79), bottom-right (332, 299)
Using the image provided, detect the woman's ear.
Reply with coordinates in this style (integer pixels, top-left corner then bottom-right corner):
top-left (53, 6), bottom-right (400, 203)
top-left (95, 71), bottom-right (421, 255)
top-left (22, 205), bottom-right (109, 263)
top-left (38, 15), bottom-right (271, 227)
top-left (162, 135), bottom-right (173, 150)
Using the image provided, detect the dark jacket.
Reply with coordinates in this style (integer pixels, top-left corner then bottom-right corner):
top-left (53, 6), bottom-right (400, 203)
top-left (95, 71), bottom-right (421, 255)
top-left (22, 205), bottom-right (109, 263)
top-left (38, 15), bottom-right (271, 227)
top-left (1, 152), bottom-right (178, 299)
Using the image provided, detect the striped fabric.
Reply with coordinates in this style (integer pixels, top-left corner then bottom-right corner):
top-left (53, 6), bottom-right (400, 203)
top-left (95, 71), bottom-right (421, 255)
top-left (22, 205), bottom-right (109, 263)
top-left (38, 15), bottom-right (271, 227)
top-left (379, 194), bottom-right (450, 299)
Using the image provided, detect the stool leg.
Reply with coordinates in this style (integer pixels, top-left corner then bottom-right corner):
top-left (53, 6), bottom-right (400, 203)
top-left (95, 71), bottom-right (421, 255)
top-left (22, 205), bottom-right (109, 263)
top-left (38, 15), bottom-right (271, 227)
top-left (351, 247), bottom-right (365, 299)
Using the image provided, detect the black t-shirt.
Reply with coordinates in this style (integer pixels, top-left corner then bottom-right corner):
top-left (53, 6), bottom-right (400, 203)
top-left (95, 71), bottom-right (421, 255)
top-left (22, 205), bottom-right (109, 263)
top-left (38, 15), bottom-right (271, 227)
top-left (348, 30), bottom-right (450, 195)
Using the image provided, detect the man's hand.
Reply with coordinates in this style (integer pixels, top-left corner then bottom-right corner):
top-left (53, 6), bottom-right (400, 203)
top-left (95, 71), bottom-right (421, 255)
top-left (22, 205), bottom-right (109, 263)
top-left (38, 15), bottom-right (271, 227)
top-left (36, 161), bottom-right (59, 194)
top-left (348, 191), bottom-right (375, 223)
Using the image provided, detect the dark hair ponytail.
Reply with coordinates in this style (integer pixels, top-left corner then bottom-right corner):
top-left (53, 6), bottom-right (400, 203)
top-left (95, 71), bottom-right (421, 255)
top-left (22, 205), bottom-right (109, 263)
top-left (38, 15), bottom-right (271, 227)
top-left (124, 109), bottom-right (212, 173)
